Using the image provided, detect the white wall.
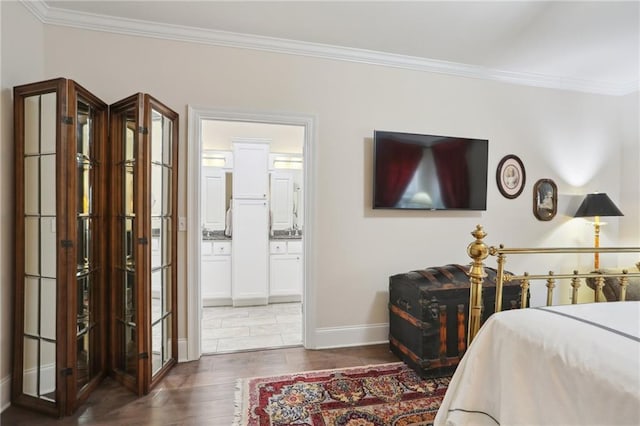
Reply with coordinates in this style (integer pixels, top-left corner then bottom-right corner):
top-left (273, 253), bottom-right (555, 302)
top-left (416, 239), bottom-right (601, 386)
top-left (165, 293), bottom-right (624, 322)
top-left (1, 4), bottom-right (638, 395)
top-left (0, 1), bottom-right (46, 410)
top-left (619, 92), bottom-right (640, 243)
top-left (44, 22), bottom-right (637, 324)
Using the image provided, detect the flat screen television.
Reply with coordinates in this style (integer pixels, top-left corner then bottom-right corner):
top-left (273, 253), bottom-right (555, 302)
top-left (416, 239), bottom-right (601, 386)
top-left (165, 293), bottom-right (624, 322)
top-left (373, 130), bottom-right (488, 210)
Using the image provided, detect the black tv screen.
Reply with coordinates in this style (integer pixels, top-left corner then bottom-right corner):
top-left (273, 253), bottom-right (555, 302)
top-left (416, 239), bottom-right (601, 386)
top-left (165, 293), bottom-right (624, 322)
top-left (373, 130), bottom-right (488, 210)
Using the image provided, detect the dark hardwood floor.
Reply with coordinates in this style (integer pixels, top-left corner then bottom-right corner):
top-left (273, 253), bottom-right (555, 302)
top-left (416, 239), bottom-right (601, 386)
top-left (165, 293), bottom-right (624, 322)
top-left (2, 344), bottom-right (399, 425)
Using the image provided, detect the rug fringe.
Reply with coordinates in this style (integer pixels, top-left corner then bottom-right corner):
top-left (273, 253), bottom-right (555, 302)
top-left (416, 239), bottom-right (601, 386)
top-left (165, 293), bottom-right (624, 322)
top-left (232, 377), bottom-right (245, 426)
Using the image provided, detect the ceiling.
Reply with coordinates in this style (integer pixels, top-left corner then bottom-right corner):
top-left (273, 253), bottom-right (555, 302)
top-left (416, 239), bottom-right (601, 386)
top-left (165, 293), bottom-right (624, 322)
top-left (33, 1), bottom-right (640, 95)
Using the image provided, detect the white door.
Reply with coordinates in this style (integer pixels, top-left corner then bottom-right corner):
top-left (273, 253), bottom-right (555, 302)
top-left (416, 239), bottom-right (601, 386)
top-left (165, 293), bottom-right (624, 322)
top-left (270, 253), bottom-right (302, 301)
top-left (231, 199), bottom-right (269, 305)
top-left (232, 141), bottom-right (269, 200)
top-left (270, 172), bottom-right (293, 231)
top-left (201, 167), bottom-right (226, 230)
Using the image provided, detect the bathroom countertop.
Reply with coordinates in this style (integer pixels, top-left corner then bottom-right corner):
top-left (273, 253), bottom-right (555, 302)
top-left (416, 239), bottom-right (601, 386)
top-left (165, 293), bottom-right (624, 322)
top-left (270, 234), bottom-right (302, 240)
top-left (270, 230), bottom-right (302, 240)
top-left (202, 230), bottom-right (231, 241)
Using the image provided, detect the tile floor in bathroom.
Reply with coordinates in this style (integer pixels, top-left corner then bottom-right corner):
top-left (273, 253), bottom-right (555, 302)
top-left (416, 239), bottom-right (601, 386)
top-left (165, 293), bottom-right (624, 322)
top-left (201, 302), bottom-right (302, 353)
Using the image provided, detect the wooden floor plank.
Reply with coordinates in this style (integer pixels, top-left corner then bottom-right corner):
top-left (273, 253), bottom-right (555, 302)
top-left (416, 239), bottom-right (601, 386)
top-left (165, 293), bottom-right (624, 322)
top-left (1, 344), bottom-right (399, 425)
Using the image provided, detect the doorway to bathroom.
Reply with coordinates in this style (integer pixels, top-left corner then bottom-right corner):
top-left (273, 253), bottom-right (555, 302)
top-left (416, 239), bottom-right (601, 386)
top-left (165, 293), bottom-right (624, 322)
top-left (186, 108), bottom-right (315, 360)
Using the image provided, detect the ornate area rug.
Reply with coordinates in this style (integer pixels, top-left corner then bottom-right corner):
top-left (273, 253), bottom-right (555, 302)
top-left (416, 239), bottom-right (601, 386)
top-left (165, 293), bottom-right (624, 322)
top-left (234, 362), bottom-right (450, 426)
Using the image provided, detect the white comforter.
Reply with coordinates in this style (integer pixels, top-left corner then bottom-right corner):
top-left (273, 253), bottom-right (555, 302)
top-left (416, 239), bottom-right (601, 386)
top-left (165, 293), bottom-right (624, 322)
top-left (434, 301), bottom-right (640, 426)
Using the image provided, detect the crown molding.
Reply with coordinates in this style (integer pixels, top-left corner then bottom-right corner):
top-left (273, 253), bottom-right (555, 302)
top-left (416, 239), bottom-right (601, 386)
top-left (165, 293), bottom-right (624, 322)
top-left (22, 0), bottom-right (637, 96)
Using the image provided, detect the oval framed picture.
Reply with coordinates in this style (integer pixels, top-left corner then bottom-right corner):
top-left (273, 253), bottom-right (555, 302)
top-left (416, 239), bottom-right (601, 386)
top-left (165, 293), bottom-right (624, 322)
top-left (496, 154), bottom-right (526, 199)
top-left (533, 178), bottom-right (558, 221)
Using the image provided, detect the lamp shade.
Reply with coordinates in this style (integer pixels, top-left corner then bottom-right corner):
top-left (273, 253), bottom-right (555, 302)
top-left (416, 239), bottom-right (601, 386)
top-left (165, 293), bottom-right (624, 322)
top-left (574, 193), bottom-right (623, 217)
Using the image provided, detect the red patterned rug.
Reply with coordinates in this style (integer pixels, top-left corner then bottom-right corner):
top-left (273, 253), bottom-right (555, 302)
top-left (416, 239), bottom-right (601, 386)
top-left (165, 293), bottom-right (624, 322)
top-left (234, 362), bottom-right (450, 426)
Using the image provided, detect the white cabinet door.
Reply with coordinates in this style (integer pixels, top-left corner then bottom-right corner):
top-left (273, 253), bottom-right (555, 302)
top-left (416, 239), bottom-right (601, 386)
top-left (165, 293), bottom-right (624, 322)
top-left (202, 167), bottom-right (226, 230)
top-left (232, 199), bottom-right (269, 305)
top-left (232, 141), bottom-right (269, 199)
top-left (270, 172), bottom-right (293, 231)
top-left (202, 257), bottom-right (231, 300)
top-left (269, 254), bottom-right (302, 301)
top-left (201, 241), bottom-right (232, 305)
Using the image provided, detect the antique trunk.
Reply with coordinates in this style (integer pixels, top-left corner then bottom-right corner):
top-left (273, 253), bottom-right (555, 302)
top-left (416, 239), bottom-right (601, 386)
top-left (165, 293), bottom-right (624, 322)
top-left (389, 263), bottom-right (526, 377)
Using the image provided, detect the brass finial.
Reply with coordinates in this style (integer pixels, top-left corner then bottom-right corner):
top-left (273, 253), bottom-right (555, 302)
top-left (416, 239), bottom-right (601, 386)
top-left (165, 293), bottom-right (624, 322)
top-left (467, 224), bottom-right (489, 263)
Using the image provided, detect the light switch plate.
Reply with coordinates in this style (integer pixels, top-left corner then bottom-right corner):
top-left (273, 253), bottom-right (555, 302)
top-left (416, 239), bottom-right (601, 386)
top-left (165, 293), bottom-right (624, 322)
top-left (178, 217), bottom-right (186, 231)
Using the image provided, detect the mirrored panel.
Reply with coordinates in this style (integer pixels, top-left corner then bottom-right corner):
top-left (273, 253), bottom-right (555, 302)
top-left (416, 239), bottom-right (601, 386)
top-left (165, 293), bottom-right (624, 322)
top-left (22, 337), bottom-right (38, 397)
top-left (124, 218), bottom-right (134, 269)
top-left (40, 279), bottom-right (56, 341)
top-left (162, 116), bottom-right (173, 166)
top-left (124, 324), bottom-right (136, 376)
top-left (24, 218), bottom-right (39, 276)
top-left (40, 154), bottom-right (57, 216)
top-left (151, 217), bottom-right (162, 269)
top-left (162, 166), bottom-right (171, 216)
top-left (40, 341), bottom-right (56, 402)
top-left (76, 100), bottom-right (91, 158)
top-left (24, 96), bottom-right (40, 155)
top-left (40, 218), bottom-right (57, 279)
top-left (76, 276), bottom-right (89, 335)
top-left (76, 332), bottom-right (90, 390)
top-left (77, 162), bottom-right (91, 215)
top-left (24, 157), bottom-right (39, 215)
top-left (151, 322), bottom-right (162, 375)
top-left (124, 164), bottom-right (135, 217)
top-left (40, 93), bottom-right (57, 154)
top-left (151, 164), bottom-right (162, 217)
top-left (24, 278), bottom-right (39, 336)
top-left (151, 270), bottom-right (162, 324)
top-left (163, 315), bottom-right (172, 366)
top-left (151, 109), bottom-right (163, 165)
top-left (163, 266), bottom-right (172, 315)
top-left (163, 219), bottom-right (171, 266)
top-left (76, 218), bottom-right (91, 272)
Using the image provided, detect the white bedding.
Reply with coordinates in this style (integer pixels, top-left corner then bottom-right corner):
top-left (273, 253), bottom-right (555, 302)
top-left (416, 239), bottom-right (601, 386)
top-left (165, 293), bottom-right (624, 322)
top-left (434, 301), bottom-right (640, 426)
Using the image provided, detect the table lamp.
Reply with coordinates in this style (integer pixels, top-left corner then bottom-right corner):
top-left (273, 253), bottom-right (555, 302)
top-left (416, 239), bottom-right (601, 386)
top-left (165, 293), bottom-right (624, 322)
top-left (574, 193), bottom-right (623, 269)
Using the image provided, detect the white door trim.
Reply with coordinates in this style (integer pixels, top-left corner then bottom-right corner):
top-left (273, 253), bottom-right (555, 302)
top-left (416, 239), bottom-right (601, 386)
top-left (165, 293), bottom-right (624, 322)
top-left (185, 106), bottom-right (317, 361)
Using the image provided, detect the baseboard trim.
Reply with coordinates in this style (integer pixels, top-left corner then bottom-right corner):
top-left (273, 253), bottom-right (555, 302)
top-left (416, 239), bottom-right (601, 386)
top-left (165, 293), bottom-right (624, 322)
top-left (232, 297), bottom-right (268, 307)
top-left (1, 374), bottom-right (11, 413)
top-left (312, 323), bottom-right (389, 350)
top-left (178, 338), bottom-right (189, 362)
top-left (203, 297), bottom-right (233, 307)
top-left (268, 295), bottom-right (302, 304)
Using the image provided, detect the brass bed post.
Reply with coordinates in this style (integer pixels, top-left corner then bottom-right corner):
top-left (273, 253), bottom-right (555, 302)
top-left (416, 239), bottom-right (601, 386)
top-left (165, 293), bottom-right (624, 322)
top-left (494, 246), bottom-right (506, 313)
top-left (467, 225), bottom-right (489, 345)
top-left (546, 271), bottom-right (555, 306)
top-left (594, 275), bottom-right (605, 302)
top-left (520, 272), bottom-right (530, 309)
top-left (570, 270), bottom-right (581, 304)
top-left (619, 269), bottom-right (629, 301)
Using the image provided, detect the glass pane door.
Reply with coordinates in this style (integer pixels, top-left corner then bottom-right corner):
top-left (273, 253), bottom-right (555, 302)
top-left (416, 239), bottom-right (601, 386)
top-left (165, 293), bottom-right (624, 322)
top-left (20, 90), bottom-right (59, 407)
top-left (148, 101), bottom-right (177, 386)
top-left (109, 96), bottom-right (144, 395)
top-left (14, 78), bottom-right (108, 417)
top-left (109, 94), bottom-right (178, 394)
top-left (71, 86), bottom-right (108, 407)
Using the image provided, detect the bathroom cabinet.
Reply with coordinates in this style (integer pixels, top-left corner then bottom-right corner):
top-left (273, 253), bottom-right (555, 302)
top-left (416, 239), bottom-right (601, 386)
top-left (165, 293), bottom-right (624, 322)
top-left (269, 240), bottom-right (303, 302)
top-left (201, 167), bottom-right (226, 231)
top-left (270, 171), bottom-right (294, 231)
top-left (232, 140), bottom-right (269, 200)
top-left (201, 241), bottom-right (232, 305)
top-left (231, 139), bottom-right (270, 306)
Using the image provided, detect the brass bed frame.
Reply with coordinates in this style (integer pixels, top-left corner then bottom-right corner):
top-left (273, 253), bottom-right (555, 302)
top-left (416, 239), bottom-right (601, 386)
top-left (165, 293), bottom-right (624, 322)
top-left (466, 225), bottom-right (640, 344)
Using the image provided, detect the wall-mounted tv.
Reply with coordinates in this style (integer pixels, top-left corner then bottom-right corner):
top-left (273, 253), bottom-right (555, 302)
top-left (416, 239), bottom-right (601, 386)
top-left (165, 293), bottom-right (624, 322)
top-left (373, 130), bottom-right (488, 210)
